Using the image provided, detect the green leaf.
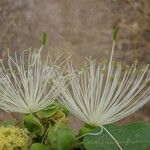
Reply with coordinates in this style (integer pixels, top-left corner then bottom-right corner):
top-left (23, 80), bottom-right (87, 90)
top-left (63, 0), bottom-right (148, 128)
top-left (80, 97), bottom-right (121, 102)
top-left (83, 122), bottom-right (150, 150)
top-left (41, 32), bottom-right (47, 46)
top-left (36, 104), bottom-right (58, 118)
top-left (47, 126), bottom-right (57, 144)
top-left (47, 123), bottom-right (71, 144)
top-left (0, 119), bottom-right (16, 127)
top-left (112, 26), bottom-right (119, 41)
top-left (24, 114), bottom-right (44, 136)
top-left (30, 143), bottom-right (49, 150)
top-left (56, 127), bottom-right (75, 150)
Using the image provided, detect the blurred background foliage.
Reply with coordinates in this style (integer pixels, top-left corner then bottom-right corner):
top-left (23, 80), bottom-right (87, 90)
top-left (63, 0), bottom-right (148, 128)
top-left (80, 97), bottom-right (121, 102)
top-left (0, 0), bottom-right (150, 128)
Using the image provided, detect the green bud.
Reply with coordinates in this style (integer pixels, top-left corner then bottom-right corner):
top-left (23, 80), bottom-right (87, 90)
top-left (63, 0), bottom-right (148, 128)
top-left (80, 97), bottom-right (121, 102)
top-left (41, 32), bottom-right (47, 46)
top-left (112, 26), bottom-right (119, 41)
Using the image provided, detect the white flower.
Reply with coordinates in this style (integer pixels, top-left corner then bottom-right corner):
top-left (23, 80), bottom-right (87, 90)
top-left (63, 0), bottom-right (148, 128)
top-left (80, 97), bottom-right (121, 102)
top-left (0, 47), bottom-right (60, 114)
top-left (58, 41), bottom-right (150, 126)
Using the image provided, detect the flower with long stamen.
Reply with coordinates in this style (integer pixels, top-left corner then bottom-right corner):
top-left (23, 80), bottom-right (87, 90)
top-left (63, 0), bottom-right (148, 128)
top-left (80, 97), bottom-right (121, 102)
top-left (59, 42), bottom-right (150, 126)
top-left (0, 47), bottom-right (61, 114)
top-left (58, 37), bottom-right (150, 149)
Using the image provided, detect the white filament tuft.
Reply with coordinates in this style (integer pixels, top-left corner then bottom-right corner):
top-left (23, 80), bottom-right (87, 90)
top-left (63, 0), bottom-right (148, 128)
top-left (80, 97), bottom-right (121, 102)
top-left (0, 46), bottom-right (64, 114)
top-left (58, 41), bottom-right (150, 126)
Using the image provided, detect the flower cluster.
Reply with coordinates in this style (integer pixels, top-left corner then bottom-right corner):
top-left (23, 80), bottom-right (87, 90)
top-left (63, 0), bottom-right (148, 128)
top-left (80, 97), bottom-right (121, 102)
top-left (0, 126), bottom-right (29, 150)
